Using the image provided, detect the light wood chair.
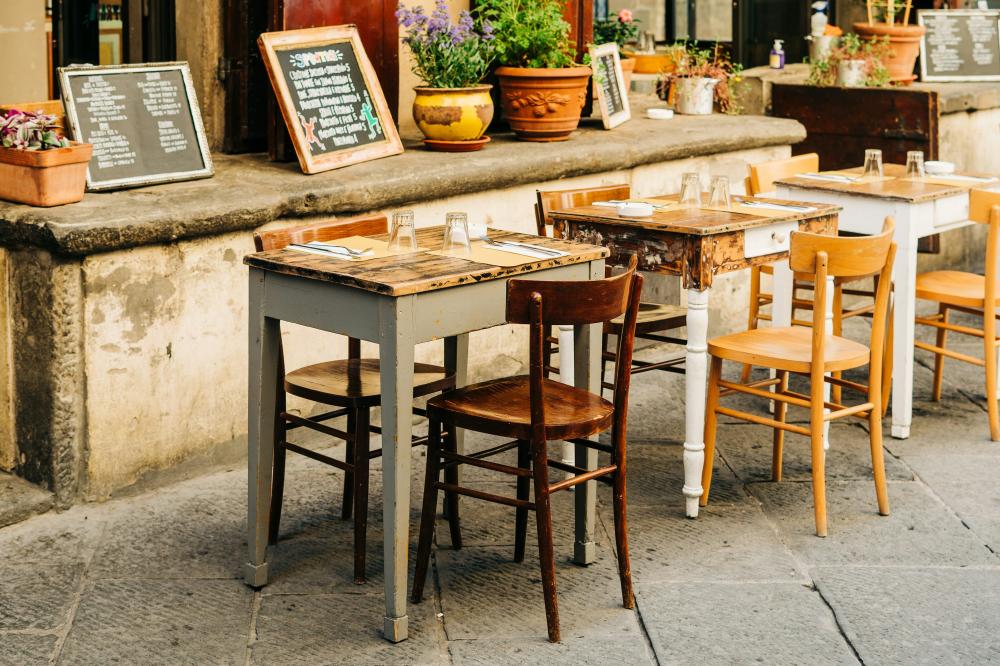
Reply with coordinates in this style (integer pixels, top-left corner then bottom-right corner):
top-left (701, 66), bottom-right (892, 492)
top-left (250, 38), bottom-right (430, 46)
top-left (253, 215), bottom-right (456, 583)
top-left (535, 184), bottom-right (687, 389)
top-left (411, 258), bottom-right (644, 643)
top-left (702, 221), bottom-right (897, 537)
top-left (743, 154), bottom-right (891, 411)
top-left (915, 189), bottom-right (1000, 441)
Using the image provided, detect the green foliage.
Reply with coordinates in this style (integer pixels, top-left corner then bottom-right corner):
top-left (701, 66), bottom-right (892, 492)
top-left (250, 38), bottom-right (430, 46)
top-left (593, 9), bottom-right (640, 49)
top-left (661, 43), bottom-right (745, 114)
top-left (807, 33), bottom-right (892, 87)
top-left (474, 0), bottom-right (576, 68)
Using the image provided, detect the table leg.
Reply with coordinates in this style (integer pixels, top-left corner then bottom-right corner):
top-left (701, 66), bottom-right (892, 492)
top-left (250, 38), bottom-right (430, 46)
top-left (683, 287), bottom-right (710, 519)
top-left (573, 260), bottom-right (603, 566)
top-left (771, 260), bottom-right (794, 328)
top-left (891, 236), bottom-right (919, 440)
top-left (245, 270), bottom-right (279, 587)
top-left (378, 296), bottom-right (416, 642)
top-left (443, 335), bottom-right (469, 514)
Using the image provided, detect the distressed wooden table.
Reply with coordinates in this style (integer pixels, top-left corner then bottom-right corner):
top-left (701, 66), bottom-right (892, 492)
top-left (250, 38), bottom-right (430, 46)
top-left (776, 165), bottom-right (1000, 439)
top-left (550, 196), bottom-right (840, 518)
top-left (243, 227), bottom-right (608, 642)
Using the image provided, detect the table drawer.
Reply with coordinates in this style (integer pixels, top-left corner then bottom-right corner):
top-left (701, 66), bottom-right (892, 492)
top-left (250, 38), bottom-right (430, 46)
top-left (744, 221), bottom-right (798, 258)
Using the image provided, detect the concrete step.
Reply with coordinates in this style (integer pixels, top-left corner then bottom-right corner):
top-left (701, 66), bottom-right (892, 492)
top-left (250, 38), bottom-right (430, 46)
top-left (0, 473), bottom-right (54, 529)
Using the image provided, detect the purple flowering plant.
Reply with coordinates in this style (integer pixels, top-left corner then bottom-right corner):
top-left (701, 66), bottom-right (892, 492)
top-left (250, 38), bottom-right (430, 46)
top-left (397, 1), bottom-right (495, 88)
top-left (0, 109), bottom-right (69, 151)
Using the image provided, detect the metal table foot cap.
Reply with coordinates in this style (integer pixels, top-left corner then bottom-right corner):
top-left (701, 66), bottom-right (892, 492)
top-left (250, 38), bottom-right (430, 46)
top-left (244, 561), bottom-right (269, 588)
top-left (573, 540), bottom-right (596, 565)
top-left (383, 615), bottom-right (409, 642)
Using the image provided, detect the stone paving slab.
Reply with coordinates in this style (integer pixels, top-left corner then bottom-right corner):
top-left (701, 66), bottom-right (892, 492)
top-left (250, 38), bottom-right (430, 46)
top-left (0, 473), bottom-right (53, 530)
top-left (251, 593), bottom-right (447, 665)
top-left (0, 564), bottom-right (82, 631)
top-left (813, 566), bottom-right (1000, 665)
top-left (59, 579), bottom-right (252, 665)
top-left (0, 634), bottom-right (58, 664)
top-left (627, 442), bottom-right (748, 507)
top-left (0, 506), bottom-right (107, 566)
top-left (636, 581), bottom-right (859, 665)
top-left (750, 480), bottom-right (997, 567)
top-left (434, 545), bottom-right (641, 642)
top-left (448, 636), bottom-right (655, 664)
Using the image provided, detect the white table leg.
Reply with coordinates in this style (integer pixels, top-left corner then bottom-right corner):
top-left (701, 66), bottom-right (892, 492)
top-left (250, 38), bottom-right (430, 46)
top-left (558, 324), bottom-right (576, 480)
top-left (245, 269), bottom-right (279, 588)
top-left (770, 260), bottom-right (795, 413)
top-left (891, 234), bottom-right (919, 440)
top-left (683, 287), bottom-right (709, 519)
top-left (378, 296), bottom-right (416, 642)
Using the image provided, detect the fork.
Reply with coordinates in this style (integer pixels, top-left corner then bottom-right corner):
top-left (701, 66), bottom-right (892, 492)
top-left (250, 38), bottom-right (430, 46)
top-left (310, 242), bottom-right (374, 256)
top-left (485, 238), bottom-right (561, 256)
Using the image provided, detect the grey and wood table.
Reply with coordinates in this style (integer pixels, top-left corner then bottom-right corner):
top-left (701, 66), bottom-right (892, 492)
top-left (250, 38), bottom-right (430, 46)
top-left (243, 227), bottom-right (608, 642)
top-left (550, 196), bottom-right (840, 519)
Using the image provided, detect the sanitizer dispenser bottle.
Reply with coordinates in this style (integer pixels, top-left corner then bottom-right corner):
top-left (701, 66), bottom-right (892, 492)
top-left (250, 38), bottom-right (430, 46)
top-left (769, 40), bottom-right (785, 69)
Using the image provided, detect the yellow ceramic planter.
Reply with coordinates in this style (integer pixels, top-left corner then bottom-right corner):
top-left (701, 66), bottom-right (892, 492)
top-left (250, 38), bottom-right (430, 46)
top-left (412, 85), bottom-right (494, 142)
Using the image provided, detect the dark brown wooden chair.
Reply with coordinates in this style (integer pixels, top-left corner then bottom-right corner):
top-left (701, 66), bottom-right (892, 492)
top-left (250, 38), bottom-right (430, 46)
top-left (411, 257), bottom-right (644, 643)
top-left (535, 184), bottom-right (686, 390)
top-left (253, 214), bottom-right (456, 584)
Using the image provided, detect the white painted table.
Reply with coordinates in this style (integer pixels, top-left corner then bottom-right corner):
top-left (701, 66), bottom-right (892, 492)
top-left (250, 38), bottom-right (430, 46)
top-left (776, 166), bottom-right (1000, 438)
top-left (243, 228), bottom-right (607, 642)
top-left (551, 197), bottom-right (840, 518)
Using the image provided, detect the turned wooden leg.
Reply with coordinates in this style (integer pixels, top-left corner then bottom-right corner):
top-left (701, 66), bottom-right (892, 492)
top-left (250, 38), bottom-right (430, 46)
top-left (514, 439), bottom-right (530, 563)
top-left (932, 304), bottom-right (949, 402)
top-left (611, 426), bottom-right (634, 610)
top-left (810, 373), bottom-right (828, 538)
top-left (342, 407), bottom-right (357, 520)
top-left (443, 424), bottom-right (462, 550)
top-left (868, 400), bottom-right (890, 516)
top-left (699, 356), bottom-right (723, 507)
top-left (411, 416), bottom-right (441, 604)
top-left (531, 436), bottom-right (560, 643)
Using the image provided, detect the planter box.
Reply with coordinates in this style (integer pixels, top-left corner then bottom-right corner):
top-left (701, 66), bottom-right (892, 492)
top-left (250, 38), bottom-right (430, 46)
top-left (0, 142), bottom-right (92, 207)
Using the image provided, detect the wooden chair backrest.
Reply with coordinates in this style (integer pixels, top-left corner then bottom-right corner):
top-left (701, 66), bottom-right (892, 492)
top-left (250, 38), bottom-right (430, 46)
top-left (790, 219), bottom-right (896, 397)
top-left (970, 189), bottom-right (1000, 318)
top-left (748, 153), bottom-right (819, 195)
top-left (535, 184), bottom-right (631, 237)
top-left (253, 214), bottom-right (388, 251)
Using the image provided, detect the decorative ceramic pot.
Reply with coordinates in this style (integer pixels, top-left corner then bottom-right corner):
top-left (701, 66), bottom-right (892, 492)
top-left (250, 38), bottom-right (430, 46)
top-left (853, 22), bottom-right (926, 85)
top-left (412, 85), bottom-right (494, 144)
top-left (837, 59), bottom-right (867, 87)
top-left (495, 66), bottom-right (592, 142)
top-left (0, 141), bottom-right (92, 207)
top-left (673, 77), bottom-right (718, 115)
top-left (624, 51), bottom-right (679, 74)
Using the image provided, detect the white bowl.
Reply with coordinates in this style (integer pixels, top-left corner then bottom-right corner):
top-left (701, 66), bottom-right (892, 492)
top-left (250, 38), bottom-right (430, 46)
top-left (617, 202), bottom-right (655, 218)
top-left (924, 160), bottom-right (955, 175)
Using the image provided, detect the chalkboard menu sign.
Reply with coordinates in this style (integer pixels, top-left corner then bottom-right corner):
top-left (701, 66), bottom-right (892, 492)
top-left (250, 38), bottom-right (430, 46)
top-left (258, 26), bottom-right (403, 175)
top-left (59, 62), bottom-right (214, 191)
top-left (918, 9), bottom-right (1000, 81)
top-left (589, 43), bottom-right (631, 129)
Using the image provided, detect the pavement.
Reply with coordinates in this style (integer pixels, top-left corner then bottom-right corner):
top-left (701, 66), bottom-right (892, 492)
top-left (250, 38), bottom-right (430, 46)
top-left (2, 313), bottom-right (1000, 665)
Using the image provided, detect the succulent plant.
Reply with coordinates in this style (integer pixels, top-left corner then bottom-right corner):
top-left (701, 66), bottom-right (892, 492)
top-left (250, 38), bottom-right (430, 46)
top-left (0, 109), bottom-right (70, 151)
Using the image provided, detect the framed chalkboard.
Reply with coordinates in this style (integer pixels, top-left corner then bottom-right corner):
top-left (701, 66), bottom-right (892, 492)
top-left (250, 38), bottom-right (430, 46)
top-left (258, 25), bottom-right (403, 175)
top-left (918, 9), bottom-right (1000, 82)
top-left (589, 44), bottom-right (631, 130)
top-left (59, 62), bottom-right (214, 191)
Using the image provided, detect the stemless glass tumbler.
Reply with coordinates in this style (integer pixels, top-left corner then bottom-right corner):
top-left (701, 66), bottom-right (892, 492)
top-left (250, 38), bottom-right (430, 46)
top-left (905, 151), bottom-right (925, 179)
top-left (388, 210), bottom-right (418, 252)
top-left (863, 149), bottom-right (884, 178)
top-left (709, 175), bottom-right (731, 208)
top-left (680, 172), bottom-right (702, 207)
top-left (443, 212), bottom-right (472, 255)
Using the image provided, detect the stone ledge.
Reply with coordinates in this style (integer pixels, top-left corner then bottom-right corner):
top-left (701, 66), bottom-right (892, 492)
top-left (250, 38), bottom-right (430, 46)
top-left (0, 107), bottom-right (805, 256)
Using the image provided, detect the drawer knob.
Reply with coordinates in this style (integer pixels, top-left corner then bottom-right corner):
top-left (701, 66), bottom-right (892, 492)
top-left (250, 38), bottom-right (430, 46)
top-left (771, 231), bottom-right (788, 243)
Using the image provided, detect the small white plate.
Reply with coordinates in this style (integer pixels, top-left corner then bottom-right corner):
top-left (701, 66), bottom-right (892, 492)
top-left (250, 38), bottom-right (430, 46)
top-left (924, 160), bottom-right (955, 175)
top-left (618, 202), bottom-right (655, 218)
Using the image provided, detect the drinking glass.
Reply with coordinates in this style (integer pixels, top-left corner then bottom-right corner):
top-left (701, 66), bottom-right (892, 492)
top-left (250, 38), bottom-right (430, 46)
top-left (679, 172), bottom-right (702, 208)
top-left (905, 150), bottom-right (925, 179)
top-left (388, 210), bottom-right (417, 252)
top-left (443, 212), bottom-right (472, 255)
top-left (709, 175), bottom-right (731, 208)
top-left (863, 149), bottom-right (884, 178)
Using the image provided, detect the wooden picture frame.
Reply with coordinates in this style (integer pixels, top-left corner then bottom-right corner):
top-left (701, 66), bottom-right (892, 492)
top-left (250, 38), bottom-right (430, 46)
top-left (258, 25), bottom-right (403, 175)
top-left (589, 43), bottom-right (630, 129)
top-left (60, 62), bottom-right (215, 191)
top-left (918, 9), bottom-right (1000, 82)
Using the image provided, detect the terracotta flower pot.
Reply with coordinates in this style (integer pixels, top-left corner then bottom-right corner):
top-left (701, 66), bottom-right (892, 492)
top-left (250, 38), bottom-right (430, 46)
top-left (495, 66), bottom-right (592, 142)
top-left (0, 141), bottom-right (92, 207)
top-left (620, 57), bottom-right (636, 92)
top-left (623, 51), bottom-right (678, 75)
top-left (412, 85), bottom-right (494, 144)
top-left (853, 22), bottom-right (926, 85)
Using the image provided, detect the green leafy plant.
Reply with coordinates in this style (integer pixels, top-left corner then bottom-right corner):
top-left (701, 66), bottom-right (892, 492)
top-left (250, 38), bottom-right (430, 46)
top-left (397, 1), bottom-right (496, 88)
top-left (806, 33), bottom-right (891, 87)
top-left (474, 0), bottom-right (576, 68)
top-left (659, 43), bottom-right (746, 114)
top-left (594, 9), bottom-right (640, 49)
top-left (0, 109), bottom-right (69, 150)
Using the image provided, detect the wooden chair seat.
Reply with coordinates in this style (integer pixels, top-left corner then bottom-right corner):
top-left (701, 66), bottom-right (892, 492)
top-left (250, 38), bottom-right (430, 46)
top-left (609, 302), bottom-right (686, 332)
top-left (427, 376), bottom-right (614, 441)
top-left (285, 358), bottom-right (453, 407)
top-left (708, 326), bottom-right (870, 374)
top-left (916, 270), bottom-right (1000, 309)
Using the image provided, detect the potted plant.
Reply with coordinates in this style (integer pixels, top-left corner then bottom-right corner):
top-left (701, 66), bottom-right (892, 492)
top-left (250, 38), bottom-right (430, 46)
top-left (0, 109), bottom-right (91, 207)
top-left (807, 33), bottom-right (891, 88)
top-left (594, 9), bottom-right (640, 89)
top-left (853, 0), bottom-right (924, 85)
top-left (398, 1), bottom-right (497, 151)
top-left (661, 44), bottom-right (745, 115)
top-left (476, 0), bottom-right (592, 142)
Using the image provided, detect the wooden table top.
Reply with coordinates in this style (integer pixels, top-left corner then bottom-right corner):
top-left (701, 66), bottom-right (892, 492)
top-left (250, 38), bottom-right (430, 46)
top-left (550, 195), bottom-right (841, 236)
top-left (244, 227), bottom-right (608, 297)
top-left (776, 164), bottom-right (997, 203)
